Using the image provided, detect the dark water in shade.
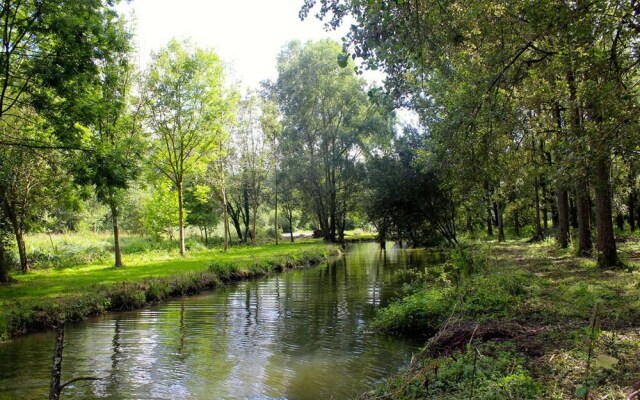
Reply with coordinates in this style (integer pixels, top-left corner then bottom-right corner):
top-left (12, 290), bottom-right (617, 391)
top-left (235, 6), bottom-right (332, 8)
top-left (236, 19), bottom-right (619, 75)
top-left (0, 243), bottom-right (439, 400)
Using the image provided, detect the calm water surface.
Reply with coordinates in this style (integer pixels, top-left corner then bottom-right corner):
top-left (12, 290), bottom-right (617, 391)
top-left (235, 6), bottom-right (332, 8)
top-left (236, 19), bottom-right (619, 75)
top-left (0, 243), bottom-right (437, 399)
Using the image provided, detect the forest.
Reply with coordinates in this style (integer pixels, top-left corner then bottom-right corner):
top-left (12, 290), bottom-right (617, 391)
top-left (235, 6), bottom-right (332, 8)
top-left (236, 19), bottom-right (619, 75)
top-left (0, 0), bottom-right (639, 399)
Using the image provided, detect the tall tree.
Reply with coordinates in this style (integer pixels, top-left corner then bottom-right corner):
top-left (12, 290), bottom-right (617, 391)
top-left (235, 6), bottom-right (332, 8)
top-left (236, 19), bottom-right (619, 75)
top-left (303, 0), bottom-right (639, 267)
top-left (233, 93), bottom-right (269, 245)
top-left (271, 40), bottom-right (392, 242)
top-left (72, 29), bottom-right (142, 268)
top-left (260, 99), bottom-right (283, 245)
top-left (0, 111), bottom-right (60, 272)
top-left (144, 39), bottom-right (234, 256)
top-left (0, 1), bottom-right (124, 122)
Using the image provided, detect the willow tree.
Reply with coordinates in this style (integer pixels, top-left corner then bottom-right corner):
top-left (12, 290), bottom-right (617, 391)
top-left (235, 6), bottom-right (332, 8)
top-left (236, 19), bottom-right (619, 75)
top-left (270, 40), bottom-right (393, 242)
top-left (144, 40), bottom-right (234, 255)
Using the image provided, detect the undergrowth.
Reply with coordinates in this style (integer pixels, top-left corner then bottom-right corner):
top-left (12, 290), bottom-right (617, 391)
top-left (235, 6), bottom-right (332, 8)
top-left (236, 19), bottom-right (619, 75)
top-left (365, 239), bottom-right (640, 399)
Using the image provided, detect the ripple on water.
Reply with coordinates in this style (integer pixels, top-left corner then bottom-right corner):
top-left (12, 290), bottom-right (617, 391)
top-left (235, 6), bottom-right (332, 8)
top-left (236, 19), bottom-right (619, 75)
top-left (0, 243), bottom-right (431, 400)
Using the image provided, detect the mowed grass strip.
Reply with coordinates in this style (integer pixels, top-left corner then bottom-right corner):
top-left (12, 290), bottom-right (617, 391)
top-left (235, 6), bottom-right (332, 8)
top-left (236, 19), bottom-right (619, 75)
top-left (0, 240), bottom-right (339, 340)
top-left (0, 241), bottom-right (335, 303)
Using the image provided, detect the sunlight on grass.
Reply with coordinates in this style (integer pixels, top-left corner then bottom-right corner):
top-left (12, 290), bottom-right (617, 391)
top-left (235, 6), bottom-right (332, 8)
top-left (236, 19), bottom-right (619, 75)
top-left (1, 237), bottom-right (332, 302)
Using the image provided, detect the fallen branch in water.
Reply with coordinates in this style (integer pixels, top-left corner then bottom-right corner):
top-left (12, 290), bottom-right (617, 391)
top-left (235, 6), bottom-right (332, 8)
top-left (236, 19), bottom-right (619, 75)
top-left (49, 322), bottom-right (100, 400)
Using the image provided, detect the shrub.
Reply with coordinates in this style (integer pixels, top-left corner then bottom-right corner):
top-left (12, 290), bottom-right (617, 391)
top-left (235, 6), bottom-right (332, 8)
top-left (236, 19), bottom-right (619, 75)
top-left (370, 287), bottom-right (453, 334)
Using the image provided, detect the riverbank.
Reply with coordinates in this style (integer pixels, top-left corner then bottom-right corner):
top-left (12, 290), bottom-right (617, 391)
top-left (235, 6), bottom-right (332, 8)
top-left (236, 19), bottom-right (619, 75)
top-left (0, 241), bottom-right (339, 342)
top-left (365, 238), bottom-right (640, 399)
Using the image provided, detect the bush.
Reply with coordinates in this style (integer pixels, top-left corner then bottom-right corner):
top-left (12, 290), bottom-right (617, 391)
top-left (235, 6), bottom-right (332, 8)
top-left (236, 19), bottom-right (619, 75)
top-left (370, 287), bottom-right (453, 334)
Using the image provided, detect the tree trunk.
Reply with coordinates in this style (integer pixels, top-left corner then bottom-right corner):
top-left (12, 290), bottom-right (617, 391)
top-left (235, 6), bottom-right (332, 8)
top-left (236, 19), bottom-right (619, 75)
top-left (110, 199), bottom-right (123, 268)
top-left (514, 209), bottom-right (520, 237)
top-left (534, 176), bottom-right (543, 239)
top-left (274, 173), bottom-right (278, 245)
top-left (542, 184), bottom-right (549, 230)
top-left (594, 156), bottom-right (618, 268)
top-left (0, 238), bottom-right (9, 284)
top-left (337, 200), bottom-right (347, 243)
top-left (628, 184), bottom-right (636, 232)
top-left (486, 203), bottom-right (493, 236)
top-left (177, 181), bottom-right (186, 256)
top-left (49, 323), bottom-right (64, 400)
top-left (615, 214), bottom-right (625, 231)
top-left (575, 179), bottom-right (593, 257)
top-left (556, 188), bottom-right (570, 248)
top-left (570, 197), bottom-right (579, 228)
top-left (222, 194), bottom-right (229, 250)
top-left (204, 226), bottom-right (208, 245)
top-left (242, 185), bottom-right (250, 243)
top-left (495, 201), bottom-right (505, 242)
top-left (251, 205), bottom-right (257, 245)
top-left (9, 209), bottom-right (29, 273)
top-left (228, 207), bottom-right (243, 242)
top-left (329, 206), bottom-right (336, 242)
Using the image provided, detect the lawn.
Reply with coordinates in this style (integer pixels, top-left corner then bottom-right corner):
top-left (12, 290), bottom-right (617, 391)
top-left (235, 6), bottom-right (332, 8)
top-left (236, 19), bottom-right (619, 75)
top-left (1, 240), bottom-right (332, 302)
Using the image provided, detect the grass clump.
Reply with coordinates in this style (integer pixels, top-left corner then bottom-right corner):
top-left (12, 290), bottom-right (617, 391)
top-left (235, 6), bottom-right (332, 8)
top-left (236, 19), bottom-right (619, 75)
top-left (371, 287), bottom-right (453, 334)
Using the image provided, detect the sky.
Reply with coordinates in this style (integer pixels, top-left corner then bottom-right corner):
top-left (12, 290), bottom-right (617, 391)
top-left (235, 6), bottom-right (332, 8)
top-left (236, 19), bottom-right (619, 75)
top-left (117, 0), bottom-right (353, 90)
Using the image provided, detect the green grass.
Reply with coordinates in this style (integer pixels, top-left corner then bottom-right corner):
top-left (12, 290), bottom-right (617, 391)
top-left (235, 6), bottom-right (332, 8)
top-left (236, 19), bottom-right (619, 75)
top-left (0, 233), bottom-right (338, 340)
top-left (2, 240), bottom-right (332, 302)
top-left (365, 237), bottom-right (640, 399)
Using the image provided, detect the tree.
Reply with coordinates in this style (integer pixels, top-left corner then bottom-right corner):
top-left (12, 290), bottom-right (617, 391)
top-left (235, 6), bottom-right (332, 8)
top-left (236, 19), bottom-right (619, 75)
top-left (1, 0), bottom-right (133, 154)
top-left (0, 111), bottom-right (60, 272)
top-left (259, 99), bottom-right (283, 245)
top-left (141, 179), bottom-right (181, 241)
top-left (144, 39), bottom-right (234, 256)
top-left (365, 127), bottom-right (457, 247)
top-left (271, 40), bottom-right (393, 242)
top-left (72, 32), bottom-right (142, 267)
top-left (233, 93), bottom-right (270, 245)
top-left (303, 0), bottom-right (639, 267)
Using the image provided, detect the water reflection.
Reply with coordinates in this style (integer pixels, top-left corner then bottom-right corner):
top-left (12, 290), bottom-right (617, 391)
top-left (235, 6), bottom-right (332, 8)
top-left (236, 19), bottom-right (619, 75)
top-left (0, 243), bottom-right (437, 400)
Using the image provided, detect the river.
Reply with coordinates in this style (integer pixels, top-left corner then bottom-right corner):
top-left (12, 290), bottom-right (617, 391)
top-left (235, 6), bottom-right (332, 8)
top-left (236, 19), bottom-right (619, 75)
top-left (0, 242), bottom-right (435, 400)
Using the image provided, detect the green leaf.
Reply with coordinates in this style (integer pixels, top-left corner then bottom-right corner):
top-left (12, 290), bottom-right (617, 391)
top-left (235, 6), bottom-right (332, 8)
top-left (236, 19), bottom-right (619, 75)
top-left (575, 385), bottom-right (588, 398)
top-left (337, 53), bottom-right (349, 68)
top-left (594, 353), bottom-right (618, 370)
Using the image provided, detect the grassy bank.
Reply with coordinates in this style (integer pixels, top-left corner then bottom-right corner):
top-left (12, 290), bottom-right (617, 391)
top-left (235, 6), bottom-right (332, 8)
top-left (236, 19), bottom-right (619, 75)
top-left (0, 237), bottom-right (338, 342)
top-left (365, 238), bottom-right (640, 399)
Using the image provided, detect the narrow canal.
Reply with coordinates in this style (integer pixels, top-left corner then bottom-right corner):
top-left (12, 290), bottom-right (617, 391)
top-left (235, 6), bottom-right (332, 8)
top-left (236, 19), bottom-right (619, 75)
top-left (0, 243), bottom-right (436, 399)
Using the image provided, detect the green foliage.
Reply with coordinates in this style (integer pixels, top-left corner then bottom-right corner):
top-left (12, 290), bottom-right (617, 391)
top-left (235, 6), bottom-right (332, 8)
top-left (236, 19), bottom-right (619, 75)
top-left (141, 180), bottom-right (182, 240)
top-left (365, 343), bottom-right (541, 400)
top-left (144, 39), bottom-right (234, 181)
top-left (185, 184), bottom-right (219, 232)
top-left (0, 0), bottom-right (130, 129)
top-left (370, 287), bottom-right (452, 334)
top-left (365, 127), bottom-right (458, 246)
top-left (270, 39), bottom-right (394, 242)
